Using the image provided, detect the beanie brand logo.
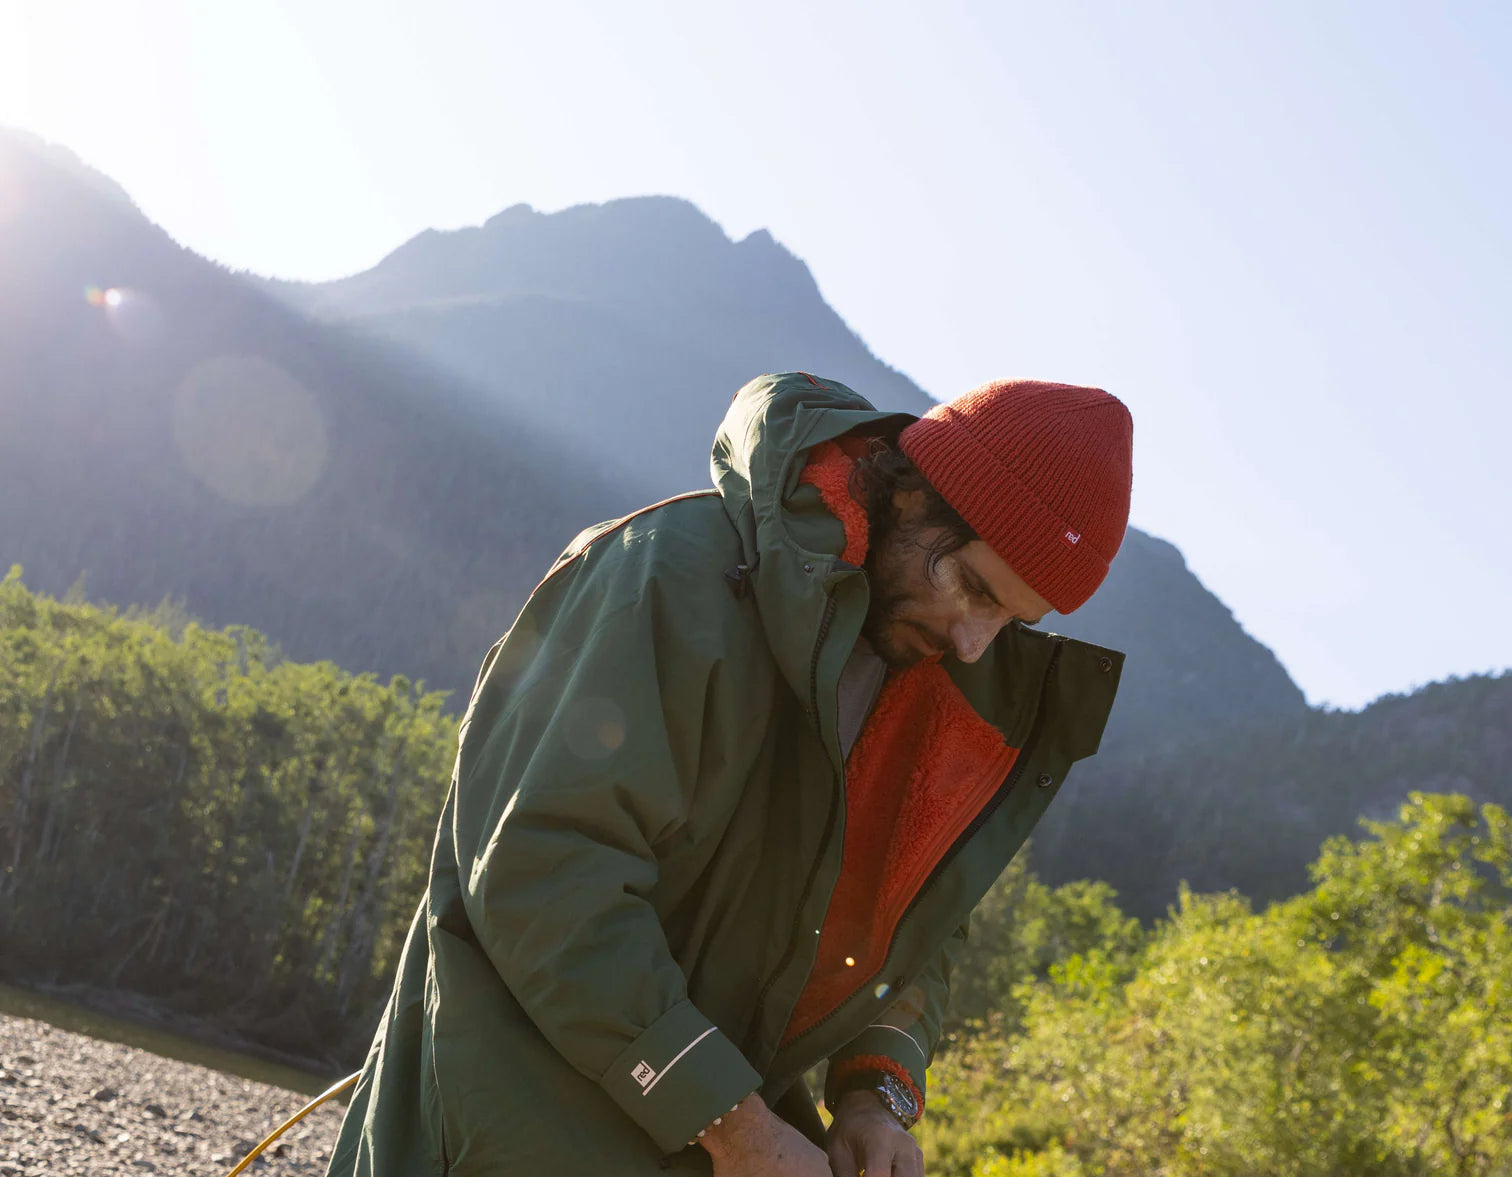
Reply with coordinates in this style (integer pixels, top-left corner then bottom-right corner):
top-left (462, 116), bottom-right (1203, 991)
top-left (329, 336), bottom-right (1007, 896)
top-left (1063, 529), bottom-right (1081, 547)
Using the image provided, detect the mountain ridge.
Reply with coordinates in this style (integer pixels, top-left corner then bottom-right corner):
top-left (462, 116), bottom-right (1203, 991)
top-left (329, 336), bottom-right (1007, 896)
top-left (1, 126), bottom-right (1304, 749)
top-left (8, 125), bottom-right (1509, 944)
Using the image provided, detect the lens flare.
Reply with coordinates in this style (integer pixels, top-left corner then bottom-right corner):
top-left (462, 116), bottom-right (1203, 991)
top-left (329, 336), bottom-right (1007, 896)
top-left (563, 696), bottom-right (627, 761)
top-left (85, 286), bottom-right (127, 308)
top-left (173, 355), bottom-right (328, 507)
top-left (94, 286), bottom-right (165, 345)
top-left (493, 618), bottom-right (544, 685)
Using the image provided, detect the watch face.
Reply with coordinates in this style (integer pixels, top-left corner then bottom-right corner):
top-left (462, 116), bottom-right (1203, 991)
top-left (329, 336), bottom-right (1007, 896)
top-left (879, 1073), bottom-right (919, 1121)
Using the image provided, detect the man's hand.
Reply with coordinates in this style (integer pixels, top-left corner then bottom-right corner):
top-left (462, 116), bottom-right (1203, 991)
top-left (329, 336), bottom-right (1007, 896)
top-left (825, 1089), bottom-right (924, 1177)
top-left (699, 1093), bottom-right (832, 1177)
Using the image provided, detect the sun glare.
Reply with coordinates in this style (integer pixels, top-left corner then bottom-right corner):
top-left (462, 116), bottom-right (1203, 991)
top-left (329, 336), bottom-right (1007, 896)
top-left (84, 286), bottom-right (124, 308)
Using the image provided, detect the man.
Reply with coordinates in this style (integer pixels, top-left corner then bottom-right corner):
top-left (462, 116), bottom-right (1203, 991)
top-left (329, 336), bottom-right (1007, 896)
top-left (327, 371), bottom-right (1132, 1176)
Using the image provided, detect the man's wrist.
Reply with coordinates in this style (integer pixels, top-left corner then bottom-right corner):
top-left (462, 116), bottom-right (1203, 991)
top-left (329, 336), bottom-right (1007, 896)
top-left (830, 1070), bottom-right (920, 1130)
top-left (687, 1098), bottom-right (743, 1148)
top-left (834, 1088), bottom-right (891, 1120)
top-left (696, 1093), bottom-right (766, 1161)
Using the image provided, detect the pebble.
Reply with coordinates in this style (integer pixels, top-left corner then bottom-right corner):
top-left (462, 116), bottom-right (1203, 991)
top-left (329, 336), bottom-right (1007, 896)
top-left (0, 1014), bottom-right (344, 1176)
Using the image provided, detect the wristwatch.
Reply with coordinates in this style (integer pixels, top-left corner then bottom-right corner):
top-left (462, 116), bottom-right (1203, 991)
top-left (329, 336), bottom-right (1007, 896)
top-left (835, 1070), bottom-right (920, 1130)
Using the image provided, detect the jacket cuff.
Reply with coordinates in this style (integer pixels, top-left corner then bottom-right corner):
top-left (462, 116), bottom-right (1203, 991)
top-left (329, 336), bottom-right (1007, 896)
top-left (601, 1000), bottom-right (761, 1154)
top-left (824, 1024), bottom-right (930, 1113)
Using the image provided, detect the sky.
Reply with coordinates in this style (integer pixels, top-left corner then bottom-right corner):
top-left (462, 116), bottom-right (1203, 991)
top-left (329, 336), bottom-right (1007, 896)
top-left (2, 0), bottom-right (1509, 709)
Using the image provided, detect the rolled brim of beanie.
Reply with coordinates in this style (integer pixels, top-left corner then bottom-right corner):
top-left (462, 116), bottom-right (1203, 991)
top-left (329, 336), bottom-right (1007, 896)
top-left (902, 412), bottom-right (1111, 614)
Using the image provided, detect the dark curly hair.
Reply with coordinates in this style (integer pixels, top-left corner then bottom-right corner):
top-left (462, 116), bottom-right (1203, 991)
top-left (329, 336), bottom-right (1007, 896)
top-left (847, 435), bottom-right (977, 574)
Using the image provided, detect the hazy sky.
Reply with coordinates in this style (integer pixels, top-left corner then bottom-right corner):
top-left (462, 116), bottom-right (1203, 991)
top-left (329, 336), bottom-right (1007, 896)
top-left (3, 0), bottom-right (1509, 709)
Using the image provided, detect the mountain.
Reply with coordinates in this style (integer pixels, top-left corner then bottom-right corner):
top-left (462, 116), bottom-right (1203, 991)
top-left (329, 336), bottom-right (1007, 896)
top-left (0, 128), bottom-right (632, 695)
top-left (1047, 527), bottom-right (1304, 745)
top-left (1, 127), bottom-right (1303, 751)
top-left (1029, 669), bottom-right (1512, 919)
top-left (268, 192), bottom-right (1306, 739)
top-left (266, 197), bottom-right (935, 495)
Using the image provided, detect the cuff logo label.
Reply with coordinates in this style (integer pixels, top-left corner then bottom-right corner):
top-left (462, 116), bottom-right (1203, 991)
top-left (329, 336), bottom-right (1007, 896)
top-left (631, 1061), bottom-right (657, 1088)
top-left (1063, 529), bottom-right (1081, 547)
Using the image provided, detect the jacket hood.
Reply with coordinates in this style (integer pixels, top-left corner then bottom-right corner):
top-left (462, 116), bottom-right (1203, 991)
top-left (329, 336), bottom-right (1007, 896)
top-left (710, 372), bottom-right (912, 542)
top-left (711, 372), bottom-right (912, 718)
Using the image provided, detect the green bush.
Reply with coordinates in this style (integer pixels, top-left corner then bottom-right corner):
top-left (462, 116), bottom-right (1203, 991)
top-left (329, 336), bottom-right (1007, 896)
top-left (924, 794), bottom-right (1512, 1176)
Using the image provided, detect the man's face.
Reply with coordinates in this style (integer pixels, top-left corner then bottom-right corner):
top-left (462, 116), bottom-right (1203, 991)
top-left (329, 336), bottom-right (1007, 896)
top-left (863, 489), bottom-right (1055, 670)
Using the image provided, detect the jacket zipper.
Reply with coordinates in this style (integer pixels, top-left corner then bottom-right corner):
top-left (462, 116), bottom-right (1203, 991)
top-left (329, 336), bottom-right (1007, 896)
top-left (807, 594), bottom-right (839, 728)
top-left (742, 593), bottom-right (840, 1055)
top-left (773, 637), bottom-right (1066, 1060)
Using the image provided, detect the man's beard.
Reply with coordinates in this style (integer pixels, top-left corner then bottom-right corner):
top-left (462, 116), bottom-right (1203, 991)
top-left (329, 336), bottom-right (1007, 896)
top-left (861, 525), bottom-right (949, 670)
top-left (860, 580), bottom-right (910, 669)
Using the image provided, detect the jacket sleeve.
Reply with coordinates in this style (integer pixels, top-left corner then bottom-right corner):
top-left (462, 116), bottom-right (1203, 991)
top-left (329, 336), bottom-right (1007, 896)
top-left (452, 537), bottom-right (763, 1154)
top-left (823, 920), bottom-right (968, 1118)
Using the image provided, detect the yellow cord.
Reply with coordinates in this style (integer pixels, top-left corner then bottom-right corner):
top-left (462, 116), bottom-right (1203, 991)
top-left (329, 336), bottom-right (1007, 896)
top-left (223, 1071), bottom-right (359, 1177)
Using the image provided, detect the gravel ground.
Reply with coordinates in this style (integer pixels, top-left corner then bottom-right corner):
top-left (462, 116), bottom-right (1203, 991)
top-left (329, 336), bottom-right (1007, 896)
top-left (0, 1013), bottom-right (346, 1177)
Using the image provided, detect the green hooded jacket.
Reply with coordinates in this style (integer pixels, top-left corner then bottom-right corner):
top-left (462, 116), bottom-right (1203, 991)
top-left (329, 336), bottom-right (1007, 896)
top-left (325, 372), bottom-right (1124, 1175)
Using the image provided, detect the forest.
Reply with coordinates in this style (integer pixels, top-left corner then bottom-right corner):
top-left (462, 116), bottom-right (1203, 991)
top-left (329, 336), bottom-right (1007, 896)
top-left (0, 568), bottom-right (455, 1062)
top-left (1, 571), bottom-right (1508, 1172)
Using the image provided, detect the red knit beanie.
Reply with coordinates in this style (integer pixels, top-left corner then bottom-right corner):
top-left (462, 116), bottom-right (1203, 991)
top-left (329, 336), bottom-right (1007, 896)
top-left (898, 379), bottom-right (1133, 614)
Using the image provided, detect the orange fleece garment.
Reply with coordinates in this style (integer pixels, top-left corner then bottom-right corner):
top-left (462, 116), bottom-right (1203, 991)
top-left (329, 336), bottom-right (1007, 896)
top-left (782, 442), bottom-right (1021, 1060)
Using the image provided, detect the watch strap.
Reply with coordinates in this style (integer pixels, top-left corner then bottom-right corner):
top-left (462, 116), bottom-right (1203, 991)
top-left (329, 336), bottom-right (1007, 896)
top-left (830, 1064), bottom-right (922, 1129)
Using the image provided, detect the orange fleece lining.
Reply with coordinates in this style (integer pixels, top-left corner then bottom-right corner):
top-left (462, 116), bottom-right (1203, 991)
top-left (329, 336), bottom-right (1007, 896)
top-left (784, 666), bottom-right (1018, 1041)
top-left (797, 438), bottom-right (870, 567)
top-left (783, 444), bottom-right (1020, 1047)
top-left (827, 1054), bottom-right (925, 1121)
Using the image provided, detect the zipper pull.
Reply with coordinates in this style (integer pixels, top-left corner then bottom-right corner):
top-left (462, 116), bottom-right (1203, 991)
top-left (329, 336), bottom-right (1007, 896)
top-left (724, 563), bottom-right (753, 598)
